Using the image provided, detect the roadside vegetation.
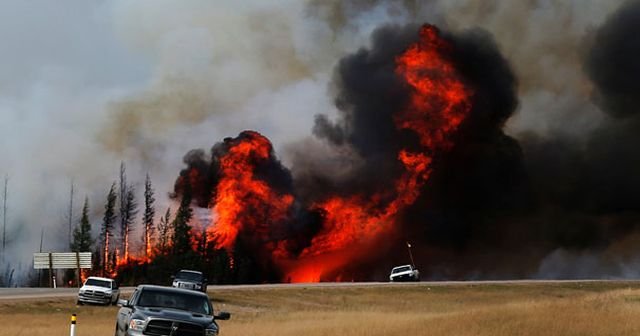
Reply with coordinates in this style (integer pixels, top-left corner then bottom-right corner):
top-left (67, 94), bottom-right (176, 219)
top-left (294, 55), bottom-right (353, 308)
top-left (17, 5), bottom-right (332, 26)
top-left (2, 281), bottom-right (640, 336)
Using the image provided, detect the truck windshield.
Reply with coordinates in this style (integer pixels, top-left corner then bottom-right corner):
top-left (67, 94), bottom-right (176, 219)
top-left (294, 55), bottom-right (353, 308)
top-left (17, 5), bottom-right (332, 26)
top-left (85, 279), bottom-right (111, 288)
top-left (176, 271), bottom-right (203, 281)
top-left (137, 289), bottom-right (212, 315)
top-left (392, 266), bottom-right (412, 274)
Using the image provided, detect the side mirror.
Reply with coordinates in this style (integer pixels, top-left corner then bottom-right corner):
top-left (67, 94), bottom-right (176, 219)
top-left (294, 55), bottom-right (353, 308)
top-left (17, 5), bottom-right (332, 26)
top-left (117, 299), bottom-right (129, 307)
top-left (214, 312), bottom-right (231, 320)
top-left (170, 275), bottom-right (175, 280)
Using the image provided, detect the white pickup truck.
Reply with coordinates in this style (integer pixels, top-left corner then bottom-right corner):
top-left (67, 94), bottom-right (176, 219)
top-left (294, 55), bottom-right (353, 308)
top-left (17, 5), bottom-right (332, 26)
top-left (389, 264), bottom-right (420, 282)
top-left (77, 276), bottom-right (120, 305)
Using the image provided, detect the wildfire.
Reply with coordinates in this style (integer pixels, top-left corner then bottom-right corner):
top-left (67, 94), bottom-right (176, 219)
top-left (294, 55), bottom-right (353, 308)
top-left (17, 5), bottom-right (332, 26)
top-left (283, 24), bottom-right (473, 282)
top-left (163, 24), bottom-right (475, 283)
top-left (115, 253), bottom-right (149, 272)
top-left (394, 25), bottom-right (472, 150)
top-left (209, 131), bottom-right (295, 251)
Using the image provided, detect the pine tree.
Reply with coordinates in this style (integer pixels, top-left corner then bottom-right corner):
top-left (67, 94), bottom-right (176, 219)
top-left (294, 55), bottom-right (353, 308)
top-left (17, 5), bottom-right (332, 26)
top-left (156, 207), bottom-right (172, 255)
top-left (142, 174), bottom-right (155, 260)
top-left (92, 246), bottom-right (101, 275)
top-left (172, 184), bottom-right (193, 255)
top-left (101, 183), bottom-right (117, 275)
top-left (121, 186), bottom-right (138, 263)
top-left (71, 197), bottom-right (94, 252)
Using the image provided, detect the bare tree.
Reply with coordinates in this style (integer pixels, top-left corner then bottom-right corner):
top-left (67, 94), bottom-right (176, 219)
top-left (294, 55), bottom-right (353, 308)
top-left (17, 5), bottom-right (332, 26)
top-left (156, 207), bottom-right (172, 255)
top-left (119, 162), bottom-right (127, 260)
top-left (117, 162), bottom-right (138, 263)
top-left (2, 174), bottom-right (7, 259)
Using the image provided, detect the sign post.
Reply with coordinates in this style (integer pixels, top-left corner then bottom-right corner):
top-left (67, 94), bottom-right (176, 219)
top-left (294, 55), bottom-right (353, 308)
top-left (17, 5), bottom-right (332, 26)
top-left (48, 252), bottom-right (53, 288)
top-left (34, 252), bottom-right (92, 288)
top-left (75, 252), bottom-right (81, 288)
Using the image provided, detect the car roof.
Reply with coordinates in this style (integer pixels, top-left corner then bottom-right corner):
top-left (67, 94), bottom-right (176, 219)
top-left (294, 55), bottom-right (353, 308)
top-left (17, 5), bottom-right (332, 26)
top-left (86, 276), bottom-right (115, 282)
top-left (136, 284), bottom-right (209, 297)
top-left (392, 265), bottom-right (412, 270)
top-left (177, 269), bottom-right (203, 274)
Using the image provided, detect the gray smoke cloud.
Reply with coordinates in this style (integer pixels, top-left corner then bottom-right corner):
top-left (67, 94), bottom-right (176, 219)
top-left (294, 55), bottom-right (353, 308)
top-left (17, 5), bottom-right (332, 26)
top-left (0, 0), bottom-right (634, 284)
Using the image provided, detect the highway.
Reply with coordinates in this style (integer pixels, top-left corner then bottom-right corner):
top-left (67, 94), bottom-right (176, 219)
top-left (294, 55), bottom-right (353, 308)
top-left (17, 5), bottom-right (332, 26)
top-left (1, 279), bottom-right (637, 300)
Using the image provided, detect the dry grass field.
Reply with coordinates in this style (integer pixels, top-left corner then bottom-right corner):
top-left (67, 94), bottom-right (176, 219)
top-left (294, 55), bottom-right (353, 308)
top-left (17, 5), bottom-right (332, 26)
top-left (3, 281), bottom-right (640, 336)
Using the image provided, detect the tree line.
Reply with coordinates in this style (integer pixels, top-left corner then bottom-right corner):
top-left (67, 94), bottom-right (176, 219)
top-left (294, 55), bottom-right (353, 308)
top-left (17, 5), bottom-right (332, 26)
top-left (65, 162), bottom-right (265, 287)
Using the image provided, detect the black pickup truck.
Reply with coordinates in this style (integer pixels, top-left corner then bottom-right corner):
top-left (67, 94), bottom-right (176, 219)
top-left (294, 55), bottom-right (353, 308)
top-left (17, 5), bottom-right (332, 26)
top-left (115, 285), bottom-right (230, 336)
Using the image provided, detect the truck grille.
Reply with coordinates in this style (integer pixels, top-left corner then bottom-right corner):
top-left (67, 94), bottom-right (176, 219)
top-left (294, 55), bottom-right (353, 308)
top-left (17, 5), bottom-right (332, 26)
top-left (144, 319), bottom-right (204, 336)
top-left (178, 283), bottom-right (196, 289)
top-left (392, 274), bottom-right (415, 281)
top-left (81, 290), bottom-right (106, 299)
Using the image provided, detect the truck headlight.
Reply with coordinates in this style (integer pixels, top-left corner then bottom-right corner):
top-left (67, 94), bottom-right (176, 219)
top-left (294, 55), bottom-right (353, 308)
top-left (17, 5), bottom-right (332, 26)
top-left (205, 329), bottom-right (219, 336)
top-left (129, 319), bottom-right (146, 331)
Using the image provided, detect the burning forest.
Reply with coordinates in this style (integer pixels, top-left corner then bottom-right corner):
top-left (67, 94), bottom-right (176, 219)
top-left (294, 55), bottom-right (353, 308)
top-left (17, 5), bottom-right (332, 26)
top-left (162, 23), bottom-right (522, 283)
top-left (163, 6), bottom-right (640, 282)
top-left (3, 1), bottom-right (640, 287)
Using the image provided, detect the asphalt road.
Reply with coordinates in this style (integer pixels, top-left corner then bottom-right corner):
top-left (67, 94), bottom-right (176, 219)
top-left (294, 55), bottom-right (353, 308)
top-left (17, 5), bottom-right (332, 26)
top-left (1, 280), bottom-right (637, 301)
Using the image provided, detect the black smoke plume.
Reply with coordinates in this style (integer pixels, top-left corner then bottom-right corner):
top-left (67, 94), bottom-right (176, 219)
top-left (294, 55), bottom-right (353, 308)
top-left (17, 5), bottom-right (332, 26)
top-left (297, 23), bottom-right (533, 278)
top-left (174, 0), bottom-right (640, 280)
top-left (173, 131), bottom-right (322, 278)
top-left (300, 5), bottom-right (640, 279)
top-left (586, 0), bottom-right (640, 119)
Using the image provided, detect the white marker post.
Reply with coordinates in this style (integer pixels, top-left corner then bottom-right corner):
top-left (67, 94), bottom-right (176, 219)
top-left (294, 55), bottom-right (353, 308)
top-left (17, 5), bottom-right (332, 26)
top-left (70, 314), bottom-right (77, 336)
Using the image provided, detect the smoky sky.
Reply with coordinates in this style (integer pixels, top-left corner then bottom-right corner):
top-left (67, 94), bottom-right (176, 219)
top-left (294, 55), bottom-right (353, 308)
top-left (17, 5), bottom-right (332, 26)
top-left (525, 0), bottom-right (640, 250)
top-left (586, 0), bottom-right (640, 119)
top-left (410, 0), bottom-right (640, 278)
top-left (3, 0), bottom-right (640, 284)
top-left (528, 0), bottom-right (640, 224)
top-left (309, 24), bottom-right (419, 199)
top-left (421, 0), bottom-right (640, 279)
top-left (303, 23), bottom-right (534, 279)
top-left (171, 0), bottom-right (640, 281)
top-left (296, 0), bottom-right (640, 280)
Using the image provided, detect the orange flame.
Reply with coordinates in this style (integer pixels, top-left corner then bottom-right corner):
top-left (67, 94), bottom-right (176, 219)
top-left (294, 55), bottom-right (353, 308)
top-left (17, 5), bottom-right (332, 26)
top-left (394, 25), bottom-right (472, 150)
top-left (284, 24), bottom-right (473, 282)
top-left (174, 25), bottom-right (475, 283)
top-left (208, 131), bottom-right (295, 251)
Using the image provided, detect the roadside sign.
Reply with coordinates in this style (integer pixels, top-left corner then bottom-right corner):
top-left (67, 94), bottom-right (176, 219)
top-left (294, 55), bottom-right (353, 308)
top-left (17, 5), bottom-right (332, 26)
top-left (34, 252), bottom-right (92, 288)
top-left (33, 252), bottom-right (92, 269)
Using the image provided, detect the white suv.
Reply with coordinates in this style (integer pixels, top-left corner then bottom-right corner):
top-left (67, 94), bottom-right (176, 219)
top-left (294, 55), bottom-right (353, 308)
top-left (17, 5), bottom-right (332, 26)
top-left (77, 276), bottom-right (120, 305)
top-left (389, 265), bottom-right (420, 282)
